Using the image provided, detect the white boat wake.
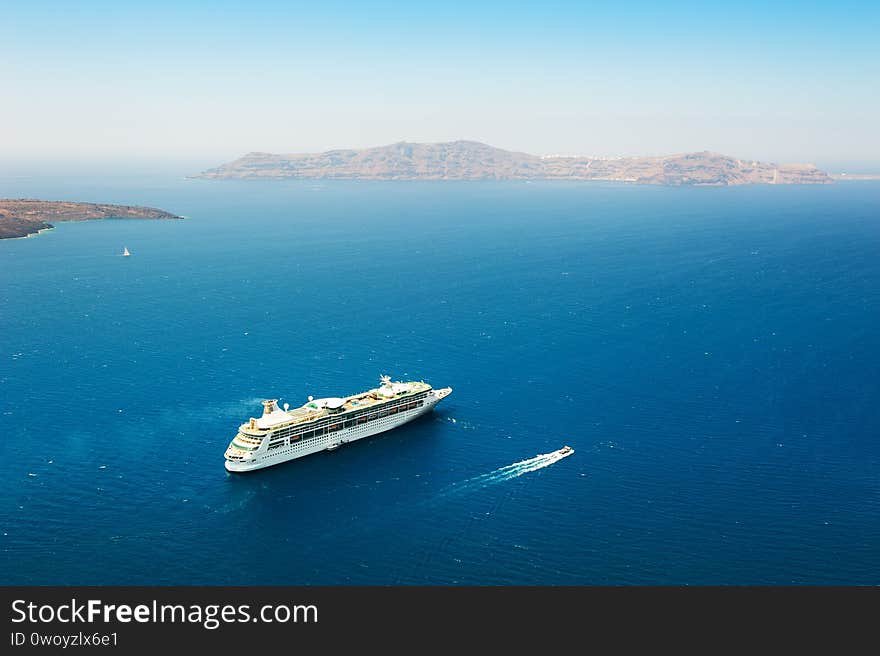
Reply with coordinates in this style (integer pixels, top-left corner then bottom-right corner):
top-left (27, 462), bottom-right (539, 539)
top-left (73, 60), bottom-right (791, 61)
top-left (304, 446), bottom-right (576, 544)
top-left (440, 446), bottom-right (574, 497)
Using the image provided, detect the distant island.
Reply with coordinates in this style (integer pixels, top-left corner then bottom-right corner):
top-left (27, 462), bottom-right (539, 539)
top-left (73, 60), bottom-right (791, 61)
top-left (0, 199), bottom-right (183, 240)
top-left (194, 140), bottom-right (832, 186)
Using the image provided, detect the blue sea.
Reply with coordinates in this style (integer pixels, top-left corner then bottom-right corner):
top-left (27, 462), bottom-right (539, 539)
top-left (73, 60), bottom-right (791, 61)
top-left (1, 174), bottom-right (878, 584)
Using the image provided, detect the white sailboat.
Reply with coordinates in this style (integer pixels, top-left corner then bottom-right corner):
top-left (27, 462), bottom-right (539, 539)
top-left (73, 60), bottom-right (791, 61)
top-left (122, 247), bottom-right (130, 257)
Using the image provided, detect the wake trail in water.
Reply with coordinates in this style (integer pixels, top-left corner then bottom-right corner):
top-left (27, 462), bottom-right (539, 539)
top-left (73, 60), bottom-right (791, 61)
top-left (211, 397), bottom-right (265, 418)
top-left (295, 447), bottom-right (576, 548)
top-left (438, 446), bottom-right (574, 498)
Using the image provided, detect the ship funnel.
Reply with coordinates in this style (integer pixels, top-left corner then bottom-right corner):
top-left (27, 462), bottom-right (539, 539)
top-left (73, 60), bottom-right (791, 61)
top-left (262, 399), bottom-right (279, 417)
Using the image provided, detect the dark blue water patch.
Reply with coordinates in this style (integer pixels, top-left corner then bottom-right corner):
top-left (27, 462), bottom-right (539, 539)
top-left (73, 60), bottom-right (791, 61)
top-left (1, 179), bottom-right (879, 584)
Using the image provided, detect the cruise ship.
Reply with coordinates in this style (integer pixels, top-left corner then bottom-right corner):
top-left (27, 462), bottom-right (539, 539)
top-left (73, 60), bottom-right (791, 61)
top-left (224, 376), bottom-right (452, 472)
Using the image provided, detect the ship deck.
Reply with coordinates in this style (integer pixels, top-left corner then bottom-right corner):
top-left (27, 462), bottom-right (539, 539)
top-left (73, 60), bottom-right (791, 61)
top-left (242, 381), bottom-right (432, 433)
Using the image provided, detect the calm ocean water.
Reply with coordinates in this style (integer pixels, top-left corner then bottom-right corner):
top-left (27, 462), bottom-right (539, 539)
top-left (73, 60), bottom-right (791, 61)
top-left (1, 175), bottom-right (878, 584)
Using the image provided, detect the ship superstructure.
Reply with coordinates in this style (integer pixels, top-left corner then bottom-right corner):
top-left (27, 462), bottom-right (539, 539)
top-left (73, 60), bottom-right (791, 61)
top-left (224, 376), bottom-right (452, 472)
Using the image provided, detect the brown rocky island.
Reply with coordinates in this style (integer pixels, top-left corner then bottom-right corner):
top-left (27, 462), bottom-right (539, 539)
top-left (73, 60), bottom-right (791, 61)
top-left (0, 199), bottom-right (183, 240)
top-left (195, 140), bottom-right (832, 186)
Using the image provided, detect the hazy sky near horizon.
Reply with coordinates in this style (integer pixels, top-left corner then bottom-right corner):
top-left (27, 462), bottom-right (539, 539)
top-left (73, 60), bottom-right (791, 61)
top-left (2, 0), bottom-right (878, 168)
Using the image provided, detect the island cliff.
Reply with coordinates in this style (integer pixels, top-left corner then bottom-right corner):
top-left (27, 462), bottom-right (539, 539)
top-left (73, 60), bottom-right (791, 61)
top-left (0, 199), bottom-right (183, 240)
top-left (195, 141), bottom-right (832, 186)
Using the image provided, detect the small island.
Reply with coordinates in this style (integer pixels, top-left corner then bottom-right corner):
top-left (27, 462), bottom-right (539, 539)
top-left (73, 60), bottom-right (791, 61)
top-left (194, 140), bottom-right (833, 186)
top-left (0, 199), bottom-right (183, 240)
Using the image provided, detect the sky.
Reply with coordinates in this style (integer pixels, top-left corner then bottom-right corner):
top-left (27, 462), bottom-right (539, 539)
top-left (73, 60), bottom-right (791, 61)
top-left (1, 0), bottom-right (878, 170)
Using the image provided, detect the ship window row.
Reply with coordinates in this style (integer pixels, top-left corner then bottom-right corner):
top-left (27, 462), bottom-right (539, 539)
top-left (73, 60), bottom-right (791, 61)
top-left (267, 393), bottom-right (428, 438)
top-left (279, 400), bottom-right (424, 444)
top-left (232, 441), bottom-right (259, 451)
top-left (332, 393), bottom-right (428, 421)
top-left (345, 391), bottom-right (428, 415)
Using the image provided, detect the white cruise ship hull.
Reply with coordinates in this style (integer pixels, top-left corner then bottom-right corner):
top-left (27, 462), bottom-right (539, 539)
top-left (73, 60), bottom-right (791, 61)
top-left (225, 388), bottom-right (448, 472)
